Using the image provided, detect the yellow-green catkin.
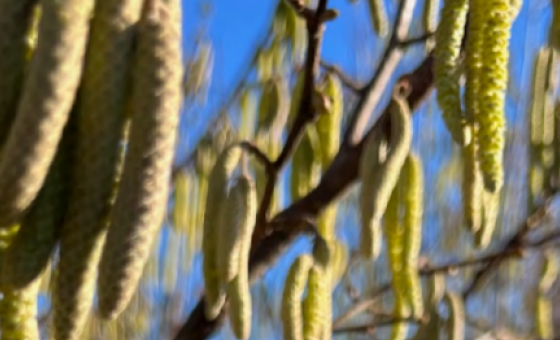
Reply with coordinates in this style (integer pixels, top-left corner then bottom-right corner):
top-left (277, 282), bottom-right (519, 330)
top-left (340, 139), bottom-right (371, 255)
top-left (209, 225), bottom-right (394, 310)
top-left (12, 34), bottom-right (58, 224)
top-left (227, 275), bottom-right (252, 340)
top-left (443, 292), bottom-right (465, 340)
top-left (173, 171), bottom-right (189, 231)
top-left (257, 78), bottom-right (289, 137)
top-left (367, 0), bottom-right (388, 38)
top-left (423, 0), bottom-right (440, 33)
top-left (550, 0), bottom-right (560, 52)
top-left (282, 255), bottom-right (313, 340)
top-left (302, 266), bottom-right (329, 340)
top-left (291, 127), bottom-right (322, 202)
top-left (462, 128), bottom-right (482, 232)
top-left (474, 190), bottom-right (500, 249)
top-left (464, 0), bottom-right (484, 124)
top-left (359, 96), bottom-right (412, 259)
top-left (0, 0), bottom-right (94, 228)
top-left (0, 226), bottom-right (40, 340)
top-left (0, 0), bottom-right (39, 147)
top-left (530, 48), bottom-right (551, 145)
top-left (1, 115), bottom-right (72, 290)
top-left (202, 145), bottom-right (242, 319)
top-left (0, 282), bottom-right (40, 340)
top-left (96, 0), bottom-right (183, 320)
top-left (402, 154), bottom-right (424, 319)
top-left (536, 293), bottom-right (554, 340)
top-left (315, 73), bottom-right (343, 170)
top-left (385, 174), bottom-right (410, 319)
top-left (477, 0), bottom-right (513, 193)
top-left (539, 252), bottom-right (558, 293)
top-left (218, 174), bottom-right (257, 286)
top-left (434, 0), bottom-right (471, 147)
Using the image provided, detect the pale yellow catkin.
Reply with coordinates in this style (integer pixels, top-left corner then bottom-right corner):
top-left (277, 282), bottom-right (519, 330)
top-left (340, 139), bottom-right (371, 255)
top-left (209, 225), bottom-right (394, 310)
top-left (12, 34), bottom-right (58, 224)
top-left (359, 96), bottom-right (412, 259)
top-left (281, 255), bottom-right (313, 340)
top-left (96, 0), bottom-right (183, 320)
top-left (443, 292), bottom-right (465, 340)
top-left (0, 0), bottom-right (39, 147)
top-left (462, 126), bottom-right (482, 233)
top-left (434, 0), bottom-right (471, 147)
top-left (530, 48), bottom-right (551, 145)
top-left (202, 144), bottom-right (242, 319)
top-left (0, 0), bottom-right (94, 228)
top-left (367, 0), bottom-right (388, 37)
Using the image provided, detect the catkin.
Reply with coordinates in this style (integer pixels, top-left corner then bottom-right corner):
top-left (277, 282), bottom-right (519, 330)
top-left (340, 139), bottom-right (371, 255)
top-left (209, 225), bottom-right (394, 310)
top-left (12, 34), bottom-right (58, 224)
top-left (423, 0), bottom-right (440, 33)
top-left (477, 0), bottom-right (512, 193)
top-left (367, 0), bottom-right (388, 37)
top-left (536, 293), bottom-right (554, 340)
top-left (0, 0), bottom-right (94, 227)
top-left (530, 48), bottom-right (551, 145)
top-left (1, 114), bottom-right (72, 290)
top-left (173, 171), bottom-right (190, 231)
top-left (0, 282), bottom-right (40, 340)
top-left (474, 191), bottom-right (499, 249)
top-left (282, 255), bottom-right (313, 340)
top-left (227, 275), bottom-right (252, 340)
top-left (434, 0), bottom-right (471, 147)
top-left (315, 73), bottom-right (343, 169)
top-left (0, 0), bottom-right (39, 147)
top-left (202, 144), bottom-right (242, 319)
top-left (359, 96), bottom-right (412, 259)
top-left (96, 0), bottom-right (183, 320)
top-left (303, 266), bottom-right (329, 340)
top-left (402, 153), bottom-right (424, 319)
top-left (257, 78), bottom-right (289, 136)
top-left (539, 252), bottom-right (558, 293)
top-left (464, 0), bottom-right (484, 123)
top-left (291, 128), bottom-right (322, 202)
top-left (443, 292), bottom-right (465, 340)
top-left (218, 174), bottom-right (257, 286)
top-left (462, 127), bottom-right (482, 232)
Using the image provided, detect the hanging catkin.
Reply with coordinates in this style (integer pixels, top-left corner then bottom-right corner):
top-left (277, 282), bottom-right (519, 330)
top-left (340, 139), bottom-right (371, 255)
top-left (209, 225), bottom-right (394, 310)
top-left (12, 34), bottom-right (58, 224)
top-left (0, 0), bottom-right (39, 148)
top-left (0, 226), bottom-right (40, 340)
top-left (0, 0), bottom-right (94, 228)
top-left (359, 96), bottom-right (412, 259)
top-left (282, 255), bottom-right (313, 340)
top-left (434, 0), bottom-right (471, 147)
top-left (96, 0), bottom-right (183, 320)
top-left (0, 112), bottom-right (73, 290)
top-left (477, 0), bottom-right (512, 193)
top-left (202, 144), bottom-right (242, 319)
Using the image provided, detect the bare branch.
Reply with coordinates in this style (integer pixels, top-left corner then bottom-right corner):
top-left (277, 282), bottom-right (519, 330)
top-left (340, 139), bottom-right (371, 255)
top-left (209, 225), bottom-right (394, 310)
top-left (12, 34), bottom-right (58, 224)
top-left (342, 0), bottom-right (417, 147)
top-left (333, 316), bottom-right (421, 334)
top-left (320, 60), bottom-right (362, 93)
top-left (238, 141), bottom-right (273, 171)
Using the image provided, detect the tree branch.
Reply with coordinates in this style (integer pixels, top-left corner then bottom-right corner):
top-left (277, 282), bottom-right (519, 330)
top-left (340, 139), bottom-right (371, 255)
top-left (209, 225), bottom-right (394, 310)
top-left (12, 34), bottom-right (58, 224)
top-left (342, 0), bottom-right (417, 147)
top-left (320, 60), bottom-right (362, 93)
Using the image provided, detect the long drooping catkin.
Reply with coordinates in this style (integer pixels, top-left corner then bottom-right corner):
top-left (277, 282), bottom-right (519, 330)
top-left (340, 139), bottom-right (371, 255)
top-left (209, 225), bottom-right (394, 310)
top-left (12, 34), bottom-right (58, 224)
top-left (0, 0), bottom-right (94, 228)
top-left (0, 0), bottom-right (38, 147)
top-left (0, 112), bottom-right (73, 290)
top-left (97, 0), bottom-right (183, 320)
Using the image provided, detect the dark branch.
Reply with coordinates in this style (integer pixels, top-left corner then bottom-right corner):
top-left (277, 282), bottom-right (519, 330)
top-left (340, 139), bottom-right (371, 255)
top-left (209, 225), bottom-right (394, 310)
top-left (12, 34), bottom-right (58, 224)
top-left (238, 141), bottom-right (273, 171)
top-left (396, 32), bottom-right (436, 48)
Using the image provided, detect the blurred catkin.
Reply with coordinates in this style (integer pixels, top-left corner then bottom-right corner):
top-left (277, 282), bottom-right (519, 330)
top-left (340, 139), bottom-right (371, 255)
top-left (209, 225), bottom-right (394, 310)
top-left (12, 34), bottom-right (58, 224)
top-left (97, 0), bottom-right (183, 320)
top-left (1, 110), bottom-right (73, 290)
top-left (0, 0), bottom-right (94, 227)
top-left (0, 0), bottom-right (38, 147)
top-left (52, 0), bottom-right (143, 338)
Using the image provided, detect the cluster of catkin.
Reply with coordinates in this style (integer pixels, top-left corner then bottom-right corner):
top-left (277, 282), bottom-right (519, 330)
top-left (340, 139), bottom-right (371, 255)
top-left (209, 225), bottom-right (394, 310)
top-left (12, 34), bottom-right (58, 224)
top-left (357, 93), bottom-right (426, 340)
top-left (434, 0), bottom-right (521, 248)
top-left (0, 1), bottom-right (182, 340)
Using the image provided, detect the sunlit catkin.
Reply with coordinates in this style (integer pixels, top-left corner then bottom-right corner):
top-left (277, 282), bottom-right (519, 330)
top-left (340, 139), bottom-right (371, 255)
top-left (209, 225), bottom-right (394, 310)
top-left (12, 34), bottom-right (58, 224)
top-left (359, 96), bottom-right (412, 259)
top-left (423, 0), bottom-right (440, 33)
top-left (443, 292), bottom-right (465, 340)
top-left (202, 144), bottom-right (242, 319)
top-left (96, 0), bottom-right (183, 320)
top-left (303, 266), bottom-right (329, 340)
top-left (464, 0), bottom-right (484, 123)
top-left (536, 293), bottom-right (553, 340)
top-left (402, 153), bottom-right (424, 319)
top-left (1, 117), bottom-right (72, 290)
top-left (0, 0), bottom-right (39, 147)
top-left (539, 251), bottom-right (558, 293)
top-left (434, 0), bottom-right (471, 147)
top-left (462, 127), bottom-right (482, 232)
top-left (0, 282), bottom-right (40, 340)
top-left (281, 255), bottom-right (313, 340)
top-left (477, 0), bottom-right (512, 193)
top-left (367, 0), bottom-right (388, 37)
top-left (227, 275), bottom-right (252, 340)
top-left (474, 191), bottom-right (499, 249)
top-left (0, 0), bottom-right (94, 228)
top-left (530, 48), bottom-right (551, 145)
top-left (315, 73), bottom-right (343, 169)
top-left (218, 174), bottom-right (257, 285)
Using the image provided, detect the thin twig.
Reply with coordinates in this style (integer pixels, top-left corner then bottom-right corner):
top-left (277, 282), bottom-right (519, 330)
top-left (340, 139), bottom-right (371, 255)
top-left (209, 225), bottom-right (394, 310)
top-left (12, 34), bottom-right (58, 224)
top-left (333, 316), bottom-right (421, 334)
top-left (320, 60), bottom-right (362, 92)
top-left (396, 32), bottom-right (436, 48)
top-left (238, 141), bottom-right (273, 170)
